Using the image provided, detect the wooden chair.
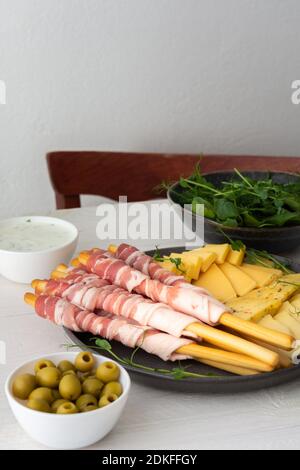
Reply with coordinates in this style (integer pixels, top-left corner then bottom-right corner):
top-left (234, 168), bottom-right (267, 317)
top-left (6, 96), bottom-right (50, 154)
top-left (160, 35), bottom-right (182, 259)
top-left (46, 151), bottom-right (300, 209)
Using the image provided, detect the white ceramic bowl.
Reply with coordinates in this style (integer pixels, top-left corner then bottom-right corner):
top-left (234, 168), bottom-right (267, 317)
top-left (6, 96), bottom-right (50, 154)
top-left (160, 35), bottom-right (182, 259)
top-left (5, 351), bottom-right (131, 449)
top-left (0, 216), bottom-right (78, 283)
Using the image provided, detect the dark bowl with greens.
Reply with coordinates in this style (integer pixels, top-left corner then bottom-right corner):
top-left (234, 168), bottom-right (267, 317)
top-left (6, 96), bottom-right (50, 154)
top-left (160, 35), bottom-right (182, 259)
top-left (167, 168), bottom-right (300, 253)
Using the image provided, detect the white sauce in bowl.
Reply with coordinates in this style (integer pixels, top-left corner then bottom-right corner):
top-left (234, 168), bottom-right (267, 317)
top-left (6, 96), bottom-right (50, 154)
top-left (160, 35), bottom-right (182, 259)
top-left (0, 218), bottom-right (76, 252)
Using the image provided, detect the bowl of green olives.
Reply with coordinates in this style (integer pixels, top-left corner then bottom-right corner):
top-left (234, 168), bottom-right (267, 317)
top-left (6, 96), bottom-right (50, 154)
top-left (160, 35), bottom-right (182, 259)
top-left (5, 351), bottom-right (131, 449)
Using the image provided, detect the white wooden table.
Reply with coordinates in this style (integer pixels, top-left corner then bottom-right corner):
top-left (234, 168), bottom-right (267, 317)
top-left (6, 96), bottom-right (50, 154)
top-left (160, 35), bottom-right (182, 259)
top-left (1, 202), bottom-right (300, 450)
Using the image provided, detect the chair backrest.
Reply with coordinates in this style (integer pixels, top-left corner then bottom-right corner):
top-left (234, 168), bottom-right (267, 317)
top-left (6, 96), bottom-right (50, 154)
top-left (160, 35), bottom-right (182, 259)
top-left (46, 151), bottom-right (300, 209)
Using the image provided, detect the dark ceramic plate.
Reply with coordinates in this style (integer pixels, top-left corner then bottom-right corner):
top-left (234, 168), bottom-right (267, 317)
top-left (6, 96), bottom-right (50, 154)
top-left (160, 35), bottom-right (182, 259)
top-left (63, 247), bottom-right (300, 393)
top-left (167, 171), bottom-right (300, 253)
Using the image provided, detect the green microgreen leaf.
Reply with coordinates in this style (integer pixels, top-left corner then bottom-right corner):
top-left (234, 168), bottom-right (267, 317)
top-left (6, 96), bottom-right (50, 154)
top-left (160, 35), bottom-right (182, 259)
top-left (246, 249), bottom-right (293, 273)
top-left (153, 246), bottom-right (185, 273)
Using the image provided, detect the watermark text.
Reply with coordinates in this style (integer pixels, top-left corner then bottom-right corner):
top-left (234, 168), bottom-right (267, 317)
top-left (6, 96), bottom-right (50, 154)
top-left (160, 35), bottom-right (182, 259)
top-left (0, 80), bottom-right (6, 104)
top-left (291, 80), bottom-right (300, 105)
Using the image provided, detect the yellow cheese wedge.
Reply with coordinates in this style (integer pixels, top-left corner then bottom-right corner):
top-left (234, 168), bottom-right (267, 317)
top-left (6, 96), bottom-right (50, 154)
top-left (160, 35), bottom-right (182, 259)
top-left (275, 272), bottom-right (300, 284)
top-left (107, 244), bottom-right (117, 254)
top-left (194, 244), bottom-right (230, 264)
top-left (227, 247), bottom-right (245, 266)
top-left (159, 258), bottom-right (192, 280)
top-left (157, 259), bottom-right (179, 275)
top-left (275, 310), bottom-right (300, 339)
top-left (269, 273), bottom-right (300, 300)
top-left (237, 281), bottom-right (298, 304)
top-left (226, 296), bottom-right (282, 322)
top-left (180, 251), bottom-right (203, 279)
top-left (277, 301), bottom-right (296, 315)
top-left (239, 263), bottom-right (282, 287)
top-left (219, 262), bottom-right (257, 296)
top-left (169, 252), bottom-right (202, 280)
top-left (193, 263), bottom-right (236, 302)
top-left (276, 301), bottom-right (300, 321)
top-left (186, 249), bottom-right (217, 272)
top-left (168, 253), bottom-right (193, 279)
top-left (259, 314), bottom-right (293, 335)
top-left (290, 293), bottom-right (300, 310)
top-left (199, 252), bottom-right (217, 272)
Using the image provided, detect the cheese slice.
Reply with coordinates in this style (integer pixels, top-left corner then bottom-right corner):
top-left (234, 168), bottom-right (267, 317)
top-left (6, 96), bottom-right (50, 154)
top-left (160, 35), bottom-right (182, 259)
top-left (158, 259), bottom-right (180, 275)
top-left (194, 244), bottom-right (230, 264)
top-left (276, 301), bottom-right (300, 322)
top-left (193, 263), bottom-right (236, 302)
top-left (107, 244), bottom-right (117, 254)
top-left (159, 258), bottom-right (192, 282)
top-left (275, 310), bottom-right (300, 339)
top-left (290, 293), bottom-right (300, 310)
top-left (226, 296), bottom-right (282, 322)
top-left (259, 314), bottom-right (293, 335)
top-left (237, 281), bottom-right (298, 304)
top-left (227, 247), bottom-right (245, 266)
top-left (276, 301), bottom-right (297, 316)
top-left (199, 252), bottom-right (217, 272)
top-left (239, 263), bottom-right (282, 287)
top-left (165, 254), bottom-right (193, 280)
top-left (275, 273), bottom-right (300, 284)
top-left (180, 251), bottom-right (203, 277)
top-left (188, 249), bottom-right (217, 272)
top-left (219, 262), bottom-right (257, 296)
top-left (170, 252), bottom-right (202, 280)
top-left (269, 273), bottom-right (300, 300)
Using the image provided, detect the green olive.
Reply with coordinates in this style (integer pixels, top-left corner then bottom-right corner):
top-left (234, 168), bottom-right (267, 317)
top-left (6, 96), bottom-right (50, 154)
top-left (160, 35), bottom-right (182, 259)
top-left (34, 359), bottom-right (55, 374)
top-left (57, 360), bottom-right (76, 374)
top-left (62, 370), bottom-right (77, 378)
top-left (82, 377), bottom-right (103, 398)
top-left (81, 404), bottom-right (98, 412)
top-left (12, 373), bottom-right (37, 399)
top-left (59, 374), bottom-right (82, 400)
top-left (29, 387), bottom-right (54, 404)
top-left (98, 393), bottom-right (118, 408)
top-left (77, 371), bottom-right (92, 383)
top-left (56, 401), bottom-right (78, 414)
top-left (52, 389), bottom-right (61, 400)
top-left (75, 352), bottom-right (95, 372)
top-left (96, 362), bottom-right (120, 383)
top-left (102, 381), bottom-right (122, 397)
top-left (87, 374), bottom-right (97, 380)
top-left (36, 367), bottom-right (61, 388)
top-left (51, 398), bottom-right (69, 413)
top-left (76, 394), bottom-right (98, 412)
top-left (27, 398), bottom-right (51, 413)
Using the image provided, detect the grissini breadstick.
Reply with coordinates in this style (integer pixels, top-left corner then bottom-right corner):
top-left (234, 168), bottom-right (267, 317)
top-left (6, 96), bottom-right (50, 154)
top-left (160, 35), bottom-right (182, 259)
top-left (36, 268), bottom-right (280, 368)
top-left (219, 313), bottom-right (294, 351)
top-left (24, 293), bottom-right (274, 372)
top-left (241, 336), bottom-right (292, 369)
top-left (198, 359), bottom-right (260, 376)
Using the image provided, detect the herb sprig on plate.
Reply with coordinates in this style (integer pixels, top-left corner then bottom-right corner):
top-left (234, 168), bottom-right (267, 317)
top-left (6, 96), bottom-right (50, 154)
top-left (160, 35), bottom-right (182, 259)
top-left (153, 246), bottom-right (185, 273)
top-left (218, 228), bottom-right (293, 273)
top-left (64, 340), bottom-right (220, 379)
top-left (169, 163), bottom-right (300, 228)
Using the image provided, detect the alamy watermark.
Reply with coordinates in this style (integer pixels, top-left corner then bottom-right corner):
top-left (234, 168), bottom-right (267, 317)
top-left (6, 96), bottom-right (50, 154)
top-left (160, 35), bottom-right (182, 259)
top-left (0, 80), bottom-right (6, 104)
top-left (291, 80), bottom-right (300, 105)
top-left (95, 197), bottom-right (204, 248)
top-left (0, 340), bottom-right (6, 364)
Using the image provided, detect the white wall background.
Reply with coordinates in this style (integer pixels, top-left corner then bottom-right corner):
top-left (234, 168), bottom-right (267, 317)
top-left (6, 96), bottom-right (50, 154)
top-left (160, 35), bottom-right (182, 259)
top-left (0, 0), bottom-right (300, 217)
